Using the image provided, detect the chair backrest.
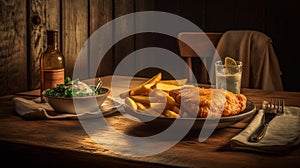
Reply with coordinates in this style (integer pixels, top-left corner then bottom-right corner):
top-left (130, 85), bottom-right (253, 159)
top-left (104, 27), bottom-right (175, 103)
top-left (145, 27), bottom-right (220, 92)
top-left (177, 32), bottom-right (223, 84)
top-left (208, 30), bottom-right (283, 91)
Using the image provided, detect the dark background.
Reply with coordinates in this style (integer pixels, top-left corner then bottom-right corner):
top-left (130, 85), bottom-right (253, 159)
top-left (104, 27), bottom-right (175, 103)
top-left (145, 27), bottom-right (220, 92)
top-left (1, 0), bottom-right (299, 96)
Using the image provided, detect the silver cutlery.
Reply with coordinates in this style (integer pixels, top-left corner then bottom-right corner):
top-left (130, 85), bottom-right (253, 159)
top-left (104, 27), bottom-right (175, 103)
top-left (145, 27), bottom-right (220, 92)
top-left (248, 99), bottom-right (285, 142)
top-left (95, 78), bottom-right (103, 92)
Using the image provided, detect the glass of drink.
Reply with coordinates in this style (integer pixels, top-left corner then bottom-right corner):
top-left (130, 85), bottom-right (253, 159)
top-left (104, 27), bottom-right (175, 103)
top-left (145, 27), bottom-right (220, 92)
top-left (215, 60), bottom-right (243, 94)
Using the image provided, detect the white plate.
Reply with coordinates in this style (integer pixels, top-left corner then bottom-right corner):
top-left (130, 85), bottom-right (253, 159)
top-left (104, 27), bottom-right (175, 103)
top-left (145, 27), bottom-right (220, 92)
top-left (124, 100), bottom-right (256, 130)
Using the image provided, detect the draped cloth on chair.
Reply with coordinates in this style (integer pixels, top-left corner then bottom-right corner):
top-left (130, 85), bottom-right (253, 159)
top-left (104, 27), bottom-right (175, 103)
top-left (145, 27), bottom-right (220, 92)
top-left (209, 30), bottom-right (283, 91)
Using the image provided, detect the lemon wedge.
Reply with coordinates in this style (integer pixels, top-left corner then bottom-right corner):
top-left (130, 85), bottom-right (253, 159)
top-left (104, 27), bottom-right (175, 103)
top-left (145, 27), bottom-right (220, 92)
top-left (224, 56), bottom-right (237, 66)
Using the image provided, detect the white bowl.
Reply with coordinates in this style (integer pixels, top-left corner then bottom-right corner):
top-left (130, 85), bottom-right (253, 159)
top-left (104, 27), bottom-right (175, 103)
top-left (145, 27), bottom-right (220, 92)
top-left (42, 87), bottom-right (110, 114)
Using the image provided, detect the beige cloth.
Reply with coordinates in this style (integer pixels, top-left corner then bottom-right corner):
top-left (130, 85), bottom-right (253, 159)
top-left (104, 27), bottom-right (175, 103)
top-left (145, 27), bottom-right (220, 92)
top-left (230, 106), bottom-right (300, 154)
top-left (209, 30), bottom-right (283, 91)
top-left (13, 96), bottom-right (123, 120)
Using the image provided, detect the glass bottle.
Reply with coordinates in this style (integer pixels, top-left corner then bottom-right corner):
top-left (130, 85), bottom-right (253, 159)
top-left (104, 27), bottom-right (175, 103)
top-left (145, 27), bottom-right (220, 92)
top-left (40, 30), bottom-right (65, 101)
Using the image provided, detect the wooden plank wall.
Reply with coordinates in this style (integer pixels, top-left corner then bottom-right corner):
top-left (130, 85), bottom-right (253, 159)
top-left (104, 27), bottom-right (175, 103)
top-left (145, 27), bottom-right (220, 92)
top-left (0, 0), bottom-right (27, 96)
top-left (0, 0), bottom-right (299, 96)
top-left (89, 0), bottom-right (113, 77)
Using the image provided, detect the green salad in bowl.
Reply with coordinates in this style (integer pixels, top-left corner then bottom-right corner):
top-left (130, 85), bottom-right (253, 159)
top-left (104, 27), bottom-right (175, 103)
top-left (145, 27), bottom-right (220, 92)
top-left (43, 77), bottom-right (110, 114)
top-left (44, 77), bottom-right (107, 97)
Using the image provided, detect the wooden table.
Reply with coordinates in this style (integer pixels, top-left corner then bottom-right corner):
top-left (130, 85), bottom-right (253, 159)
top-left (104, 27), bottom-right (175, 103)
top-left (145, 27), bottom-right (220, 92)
top-left (1, 75), bottom-right (300, 168)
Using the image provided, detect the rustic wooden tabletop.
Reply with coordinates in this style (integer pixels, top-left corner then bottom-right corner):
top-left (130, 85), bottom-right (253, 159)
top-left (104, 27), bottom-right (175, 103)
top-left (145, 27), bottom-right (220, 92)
top-left (1, 75), bottom-right (300, 168)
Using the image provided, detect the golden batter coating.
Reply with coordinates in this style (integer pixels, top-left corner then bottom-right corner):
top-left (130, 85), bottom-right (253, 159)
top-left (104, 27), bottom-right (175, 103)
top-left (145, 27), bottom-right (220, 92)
top-left (170, 87), bottom-right (247, 118)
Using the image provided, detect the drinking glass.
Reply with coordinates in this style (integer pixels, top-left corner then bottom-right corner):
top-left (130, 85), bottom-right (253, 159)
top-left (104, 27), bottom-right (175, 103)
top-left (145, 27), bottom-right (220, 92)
top-left (215, 60), bottom-right (243, 94)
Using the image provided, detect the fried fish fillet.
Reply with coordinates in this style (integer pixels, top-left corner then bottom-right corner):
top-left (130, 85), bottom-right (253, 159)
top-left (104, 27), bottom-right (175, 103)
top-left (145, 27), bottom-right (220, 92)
top-left (169, 87), bottom-right (247, 118)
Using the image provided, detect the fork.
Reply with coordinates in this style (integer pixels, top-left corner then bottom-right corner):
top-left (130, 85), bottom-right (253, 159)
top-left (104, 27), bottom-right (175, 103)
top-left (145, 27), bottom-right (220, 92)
top-left (248, 99), bottom-right (285, 142)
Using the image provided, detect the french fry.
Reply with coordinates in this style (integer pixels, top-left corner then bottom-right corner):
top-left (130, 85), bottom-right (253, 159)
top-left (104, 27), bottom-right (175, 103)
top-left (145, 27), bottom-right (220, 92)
top-left (125, 97), bottom-right (137, 111)
top-left (164, 109), bottom-right (179, 118)
top-left (147, 72), bottom-right (162, 85)
top-left (149, 88), bottom-right (177, 110)
top-left (150, 103), bottom-right (166, 112)
top-left (156, 83), bottom-right (181, 92)
top-left (150, 88), bottom-right (167, 100)
top-left (159, 78), bottom-right (187, 86)
top-left (129, 83), bottom-right (154, 96)
top-left (130, 95), bottom-right (158, 104)
top-left (129, 72), bottom-right (162, 95)
top-left (122, 73), bottom-right (187, 119)
top-left (165, 95), bottom-right (177, 109)
top-left (136, 102), bottom-right (148, 111)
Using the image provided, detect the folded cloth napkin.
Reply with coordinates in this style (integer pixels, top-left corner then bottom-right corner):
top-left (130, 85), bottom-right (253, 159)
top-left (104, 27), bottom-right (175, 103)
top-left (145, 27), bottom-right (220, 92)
top-left (230, 105), bottom-right (300, 154)
top-left (13, 96), bottom-right (124, 120)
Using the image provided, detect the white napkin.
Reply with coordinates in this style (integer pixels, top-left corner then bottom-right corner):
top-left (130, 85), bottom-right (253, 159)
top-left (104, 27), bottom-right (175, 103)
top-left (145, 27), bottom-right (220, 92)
top-left (230, 106), bottom-right (300, 154)
top-left (13, 96), bottom-right (123, 120)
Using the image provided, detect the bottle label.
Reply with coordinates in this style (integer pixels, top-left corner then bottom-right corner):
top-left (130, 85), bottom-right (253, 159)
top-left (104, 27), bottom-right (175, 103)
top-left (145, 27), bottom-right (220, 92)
top-left (43, 69), bottom-right (65, 89)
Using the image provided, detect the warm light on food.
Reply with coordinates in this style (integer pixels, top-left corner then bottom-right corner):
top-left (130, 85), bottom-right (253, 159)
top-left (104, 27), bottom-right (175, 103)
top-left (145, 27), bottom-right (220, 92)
top-left (121, 72), bottom-right (247, 118)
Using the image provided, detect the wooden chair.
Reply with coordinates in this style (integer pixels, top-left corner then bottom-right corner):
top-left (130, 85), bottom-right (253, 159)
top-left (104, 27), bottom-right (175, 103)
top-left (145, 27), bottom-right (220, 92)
top-left (207, 30), bottom-right (283, 90)
top-left (177, 32), bottom-right (223, 84)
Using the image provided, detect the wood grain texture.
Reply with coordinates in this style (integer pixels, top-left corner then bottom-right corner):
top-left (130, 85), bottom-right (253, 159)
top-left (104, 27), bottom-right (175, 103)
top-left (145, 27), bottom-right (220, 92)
top-left (29, 0), bottom-right (46, 90)
top-left (113, 0), bottom-right (136, 76)
top-left (0, 0), bottom-right (27, 95)
top-left (89, 0), bottom-right (113, 77)
top-left (134, 0), bottom-right (158, 78)
top-left (1, 76), bottom-right (300, 167)
top-left (0, 0), bottom-right (299, 96)
top-left (45, 0), bottom-right (60, 37)
top-left (62, 0), bottom-right (89, 80)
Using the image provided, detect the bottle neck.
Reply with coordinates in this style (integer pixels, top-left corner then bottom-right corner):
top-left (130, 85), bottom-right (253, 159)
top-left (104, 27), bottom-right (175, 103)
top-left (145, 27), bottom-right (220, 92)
top-left (46, 30), bottom-right (59, 51)
top-left (47, 43), bottom-right (59, 50)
